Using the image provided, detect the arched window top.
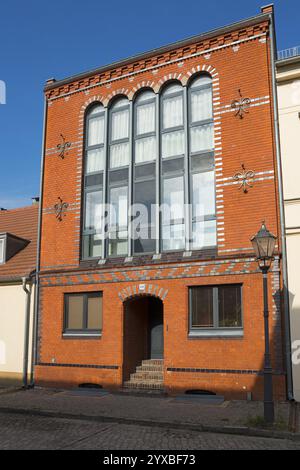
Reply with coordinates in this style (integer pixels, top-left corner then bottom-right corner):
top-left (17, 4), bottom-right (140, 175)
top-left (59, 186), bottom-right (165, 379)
top-left (88, 103), bottom-right (104, 116)
top-left (190, 74), bottom-right (212, 89)
top-left (162, 82), bottom-right (183, 96)
top-left (135, 90), bottom-right (155, 103)
top-left (111, 97), bottom-right (129, 109)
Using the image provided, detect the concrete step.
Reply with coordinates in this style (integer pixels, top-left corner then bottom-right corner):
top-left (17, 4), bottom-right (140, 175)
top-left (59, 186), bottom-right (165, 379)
top-left (130, 372), bottom-right (163, 381)
top-left (136, 365), bottom-right (163, 373)
top-left (124, 381), bottom-right (164, 390)
top-left (141, 359), bottom-right (164, 366)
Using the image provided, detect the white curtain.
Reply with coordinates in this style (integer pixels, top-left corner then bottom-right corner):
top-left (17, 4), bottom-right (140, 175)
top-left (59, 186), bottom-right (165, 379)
top-left (192, 171), bottom-right (215, 218)
top-left (162, 130), bottom-right (185, 158)
top-left (110, 186), bottom-right (128, 228)
top-left (192, 220), bottom-right (216, 249)
top-left (85, 190), bottom-right (103, 232)
top-left (0, 239), bottom-right (3, 263)
top-left (88, 115), bottom-right (104, 146)
top-left (190, 123), bottom-right (214, 153)
top-left (86, 148), bottom-right (104, 173)
top-left (135, 136), bottom-right (156, 163)
top-left (191, 88), bottom-right (212, 123)
top-left (137, 102), bottom-right (155, 135)
top-left (110, 142), bottom-right (129, 168)
top-left (163, 176), bottom-right (184, 222)
top-left (163, 95), bottom-right (183, 129)
top-left (112, 109), bottom-right (129, 141)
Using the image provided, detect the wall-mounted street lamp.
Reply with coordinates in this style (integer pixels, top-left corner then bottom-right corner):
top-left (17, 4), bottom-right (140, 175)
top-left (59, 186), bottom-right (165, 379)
top-left (251, 222), bottom-right (277, 424)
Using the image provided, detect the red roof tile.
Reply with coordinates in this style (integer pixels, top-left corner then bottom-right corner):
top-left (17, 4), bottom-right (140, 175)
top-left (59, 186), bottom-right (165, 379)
top-left (0, 205), bottom-right (39, 281)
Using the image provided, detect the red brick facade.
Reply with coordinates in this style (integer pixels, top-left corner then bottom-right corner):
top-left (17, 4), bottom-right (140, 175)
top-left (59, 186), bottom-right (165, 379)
top-left (36, 9), bottom-right (287, 400)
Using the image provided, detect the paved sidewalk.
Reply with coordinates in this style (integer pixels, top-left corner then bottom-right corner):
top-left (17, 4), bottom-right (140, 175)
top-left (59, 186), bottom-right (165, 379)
top-left (0, 387), bottom-right (298, 440)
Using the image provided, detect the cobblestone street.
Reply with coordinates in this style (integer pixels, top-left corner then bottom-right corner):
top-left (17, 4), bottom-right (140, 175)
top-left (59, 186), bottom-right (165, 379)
top-left (0, 411), bottom-right (299, 450)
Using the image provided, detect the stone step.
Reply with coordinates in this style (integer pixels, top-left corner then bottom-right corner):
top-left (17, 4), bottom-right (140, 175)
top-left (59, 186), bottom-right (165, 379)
top-left (141, 359), bottom-right (164, 366)
top-left (136, 365), bottom-right (164, 373)
top-left (130, 372), bottom-right (163, 381)
top-left (124, 381), bottom-right (164, 390)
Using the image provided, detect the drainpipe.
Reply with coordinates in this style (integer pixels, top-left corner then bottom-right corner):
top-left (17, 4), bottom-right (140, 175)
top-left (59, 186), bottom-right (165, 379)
top-left (268, 9), bottom-right (294, 400)
top-left (22, 277), bottom-right (32, 389)
top-left (30, 94), bottom-right (48, 387)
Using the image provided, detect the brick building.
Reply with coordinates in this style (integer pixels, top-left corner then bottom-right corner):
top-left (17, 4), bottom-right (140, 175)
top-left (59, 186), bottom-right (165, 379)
top-left (35, 5), bottom-right (289, 400)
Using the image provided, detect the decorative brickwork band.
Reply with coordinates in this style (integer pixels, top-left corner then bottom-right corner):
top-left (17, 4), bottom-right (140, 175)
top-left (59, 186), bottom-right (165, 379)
top-left (118, 284), bottom-right (169, 302)
top-left (38, 362), bottom-right (119, 370)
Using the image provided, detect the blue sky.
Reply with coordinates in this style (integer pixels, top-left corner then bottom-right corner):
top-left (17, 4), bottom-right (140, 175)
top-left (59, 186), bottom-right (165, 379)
top-left (0, 0), bottom-right (299, 209)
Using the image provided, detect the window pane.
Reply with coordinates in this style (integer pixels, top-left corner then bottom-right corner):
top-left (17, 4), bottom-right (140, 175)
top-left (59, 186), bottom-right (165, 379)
top-left (135, 136), bottom-right (156, 163)
top-left (137, 101), bottom-right (155, 135)
top-left (67, 296), bottom-right (84, 330)
top-left (86, 148), bottom-right (104, 173)
top-left (162, 130), bottom-right (185, 158)
top-left (190, 123), bottom-right (214, 153)
top-left (190, 75), bottom-right (212, 88)
top-left (110, 142), bottom-right (130, 168)
top-left (111, 108), bottom-right (129, 141)
top-left (218, 286), bottom-right (242, 328)
top-left (192, 220), bottom-right (216, 249)
top-left (192, 171), bottom-right (215, 218)
top-left (163, 94), bottom-right (183, 129)
top-left (88, 114), bottom-right (105, 146)
top-left (87, 296), bottom-right (102, 330)
top-left (108, 233), bottom-right (128, 256)
top-left (0, 239), bottom-right (4, 263)
top-left (162, 224), bottom-right (185, 251)
top-left (163, 176), bottom-right (184, 222)
top-left (191, 87), bottom-right (213, 122)
top-left (110, 186), bottom-right (128, 228)
top-left (133, 180), bottom-right (156, 254)
top-left (84, 191), bottom-right (103, 232)
top-left (83, 233), bottom-right (102, 258)
top-left (190, 287), bottom-right (214, 328)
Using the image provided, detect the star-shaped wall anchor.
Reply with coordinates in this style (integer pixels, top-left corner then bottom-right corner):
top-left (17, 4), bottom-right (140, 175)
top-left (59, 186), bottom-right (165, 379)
top-left (54, 197), bottom-right (69, 221)
top-left (233, 164), bottom-right (255, 193)
top-left (231, 89), bottom-right (251, 119)
top-left (57, 134), bottom-right (71, 159)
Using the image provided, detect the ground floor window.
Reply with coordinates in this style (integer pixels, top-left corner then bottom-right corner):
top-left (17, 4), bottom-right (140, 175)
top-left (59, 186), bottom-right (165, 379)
top-left (63, 292), bottom-right (103, 336)
top-left (189, 284), bottom-right (243, 337)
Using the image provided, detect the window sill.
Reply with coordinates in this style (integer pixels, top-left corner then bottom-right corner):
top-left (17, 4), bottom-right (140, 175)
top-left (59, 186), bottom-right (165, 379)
top-left (62, 333), bottom-right (102, 339)
top-left (188, 329), bottom-right (243, 339)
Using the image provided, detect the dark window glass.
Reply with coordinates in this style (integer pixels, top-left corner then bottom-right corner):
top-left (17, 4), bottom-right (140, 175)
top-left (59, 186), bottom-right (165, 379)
top-left (190, 287), bottom-right (214, 328)
top-left (218, 285), bottom-right (242, 328)
top-left (189, 285), bottom-right (242, 330)
top-left (64, 293), bottom-right (102, 333)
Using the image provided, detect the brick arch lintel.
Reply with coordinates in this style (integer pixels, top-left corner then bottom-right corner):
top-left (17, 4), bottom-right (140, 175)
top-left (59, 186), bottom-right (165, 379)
top-left (118, 284), bottom-right (169, 302)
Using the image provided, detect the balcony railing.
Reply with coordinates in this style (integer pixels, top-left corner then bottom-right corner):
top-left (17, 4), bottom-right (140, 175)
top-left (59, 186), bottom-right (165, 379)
top-left (277, 46), bottom-right (300, 61)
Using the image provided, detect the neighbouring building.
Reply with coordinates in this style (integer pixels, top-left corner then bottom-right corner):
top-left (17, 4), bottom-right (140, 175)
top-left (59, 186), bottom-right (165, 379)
top-left (277, 48), bottom-right (300, 402)
top-left (0, 203), bottom-right (38, 386)
top-left (35, 5), bottom-right (290, 400)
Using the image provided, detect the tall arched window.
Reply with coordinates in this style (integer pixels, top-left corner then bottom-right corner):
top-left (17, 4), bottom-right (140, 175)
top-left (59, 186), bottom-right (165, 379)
top-left (188, 75), bottom-right (216, 249)
top-left (81, 75), bottom-right (216, 260)
top-left (82, 104), bottom-right (106, 259)
top-left (108, 97), bottom-right (130, 256)
top-left (133, 90), bottom-right (157, 254)
top-left (160, 83), bottom-right (186, 251)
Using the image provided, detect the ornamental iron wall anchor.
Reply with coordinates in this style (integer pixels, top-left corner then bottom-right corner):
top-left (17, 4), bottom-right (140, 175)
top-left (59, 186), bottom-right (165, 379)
top-left (233, 164), bottom-right (255, 193)
top-left (231, 89), bottom-right (251, 119)
top-left (54, 197), bottom-right (69, 221)
top-left (57, 134), bottom-right (71, 159)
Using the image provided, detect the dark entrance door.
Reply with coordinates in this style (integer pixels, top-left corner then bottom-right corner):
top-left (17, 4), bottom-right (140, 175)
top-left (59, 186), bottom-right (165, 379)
top-left (149, 298), bottom-right (164, 359)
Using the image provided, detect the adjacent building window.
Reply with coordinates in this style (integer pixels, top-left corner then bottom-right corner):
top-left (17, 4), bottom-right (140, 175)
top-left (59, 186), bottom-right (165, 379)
top-left (189, 285), bottom-right (242, 337)
top-left (82, 73), bottom-right (216, 259)
top-left (64, 292), bottom-right (103, 335)
top-left (0, 237), bottom-right (4, 264)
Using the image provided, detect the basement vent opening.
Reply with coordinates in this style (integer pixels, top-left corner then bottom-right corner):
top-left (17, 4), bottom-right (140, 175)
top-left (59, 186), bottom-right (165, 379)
top-left (78, 383), bottom-right (103, 389)
top-left (185, 390), bottom-right (216, 396)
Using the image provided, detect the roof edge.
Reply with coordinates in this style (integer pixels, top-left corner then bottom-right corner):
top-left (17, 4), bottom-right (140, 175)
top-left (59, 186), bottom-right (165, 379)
top-left (44, 11), bottom-right (271, 92)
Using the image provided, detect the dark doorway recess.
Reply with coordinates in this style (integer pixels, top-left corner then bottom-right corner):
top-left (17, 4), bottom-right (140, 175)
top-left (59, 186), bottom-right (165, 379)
top-left (123, 296), bottom-right (164, 382)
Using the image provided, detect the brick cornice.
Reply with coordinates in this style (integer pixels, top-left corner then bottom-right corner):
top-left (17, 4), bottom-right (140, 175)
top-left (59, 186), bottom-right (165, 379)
top-left (45, 22), bottom-right (269, 101)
